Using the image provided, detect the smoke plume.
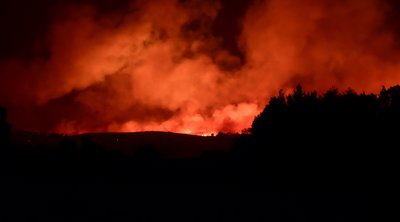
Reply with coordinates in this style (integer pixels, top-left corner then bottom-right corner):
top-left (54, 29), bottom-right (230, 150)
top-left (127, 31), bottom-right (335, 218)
top-left (1, 0), bottom-right (400, 134)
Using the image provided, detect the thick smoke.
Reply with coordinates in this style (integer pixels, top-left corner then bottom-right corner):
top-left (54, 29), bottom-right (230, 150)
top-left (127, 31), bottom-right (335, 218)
top-left (240, 0), bottom-right (400, 93)
top-left (1, 0), bottom-right (400, 134)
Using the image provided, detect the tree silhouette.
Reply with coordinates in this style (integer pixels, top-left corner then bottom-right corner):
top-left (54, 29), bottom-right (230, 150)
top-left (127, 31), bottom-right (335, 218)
top-left (236, 85), bottom-right (400, 187)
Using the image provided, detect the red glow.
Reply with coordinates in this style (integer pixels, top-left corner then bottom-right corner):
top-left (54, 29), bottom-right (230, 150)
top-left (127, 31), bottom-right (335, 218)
top-left (1, 0), bottom-right (400, 135)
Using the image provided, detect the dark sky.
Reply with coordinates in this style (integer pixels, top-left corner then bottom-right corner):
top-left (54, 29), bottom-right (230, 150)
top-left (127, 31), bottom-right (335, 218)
top-left (0, 0), bottom-right (251, 60)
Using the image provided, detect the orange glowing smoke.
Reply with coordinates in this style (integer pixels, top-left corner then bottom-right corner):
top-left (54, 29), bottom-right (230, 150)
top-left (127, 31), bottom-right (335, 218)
top-left (1, 0), bottom-right (400, 135)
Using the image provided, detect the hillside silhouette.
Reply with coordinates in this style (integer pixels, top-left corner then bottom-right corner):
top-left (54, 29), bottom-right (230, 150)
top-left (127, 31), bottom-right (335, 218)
top-left (0, 86), bottom-right (381, 221)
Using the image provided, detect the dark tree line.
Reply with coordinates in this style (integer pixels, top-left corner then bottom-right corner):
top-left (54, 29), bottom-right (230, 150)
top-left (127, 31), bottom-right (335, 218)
top-left (252, 85), bottom-right (400, 140)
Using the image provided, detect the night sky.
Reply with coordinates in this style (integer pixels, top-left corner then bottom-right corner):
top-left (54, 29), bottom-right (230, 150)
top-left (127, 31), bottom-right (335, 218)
top-left (1, 0), bottom-right (400, 134)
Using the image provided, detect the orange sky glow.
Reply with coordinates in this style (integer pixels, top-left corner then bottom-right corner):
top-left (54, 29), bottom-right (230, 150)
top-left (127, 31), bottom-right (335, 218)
top-left (1, 0), bottom-right (400, 135)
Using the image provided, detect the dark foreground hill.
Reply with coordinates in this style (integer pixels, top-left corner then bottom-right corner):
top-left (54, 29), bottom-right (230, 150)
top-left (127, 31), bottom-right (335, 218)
top-left (0, 86), bottom-right (375, 221)
top-left (9, 131), bottom-right (236, 158)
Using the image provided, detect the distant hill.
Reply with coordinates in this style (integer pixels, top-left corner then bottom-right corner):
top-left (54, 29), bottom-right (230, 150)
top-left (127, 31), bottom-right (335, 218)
top-left (10, 131), bottom-right (238, 158)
